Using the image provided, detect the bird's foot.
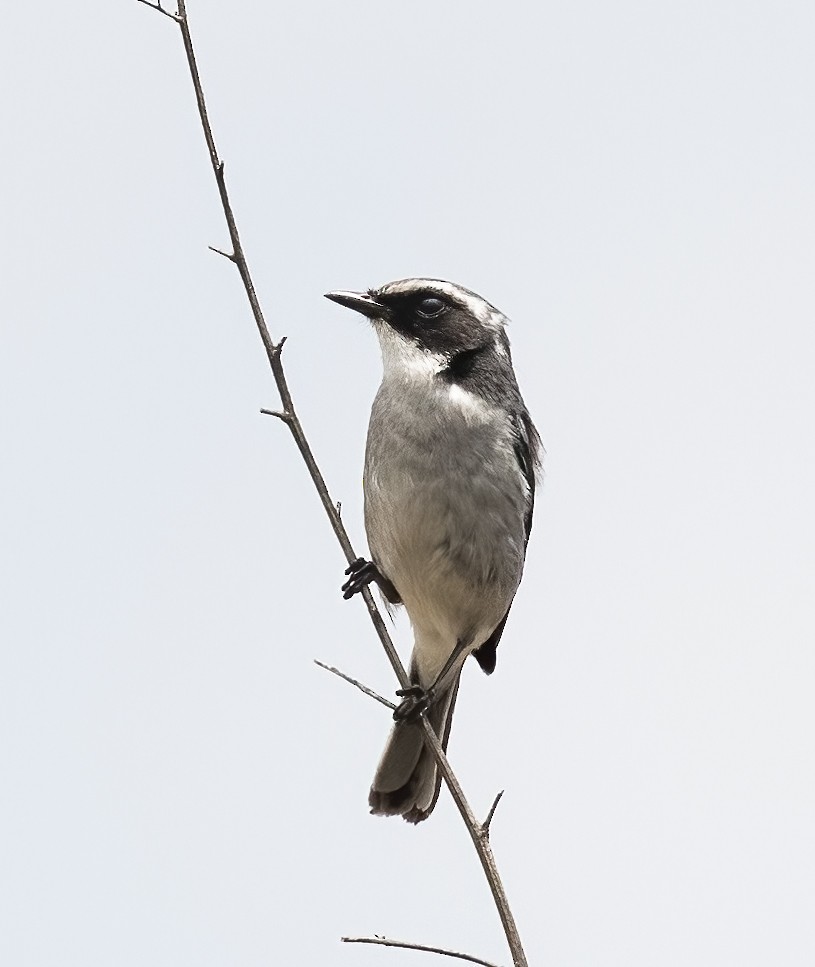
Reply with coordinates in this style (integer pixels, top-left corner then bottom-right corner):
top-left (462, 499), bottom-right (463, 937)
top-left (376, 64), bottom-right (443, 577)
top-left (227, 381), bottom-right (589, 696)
top-left (342, 557), bottom-right (401, 604)
top-left (393, 684), bottom-right (436, 722)
top-left (341, 557), bottom-right (379, 599)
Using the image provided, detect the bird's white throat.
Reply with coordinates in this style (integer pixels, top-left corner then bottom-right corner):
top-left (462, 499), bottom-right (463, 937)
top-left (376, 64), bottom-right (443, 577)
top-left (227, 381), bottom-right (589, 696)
top-left (374, 323), bottom-right (447, 382)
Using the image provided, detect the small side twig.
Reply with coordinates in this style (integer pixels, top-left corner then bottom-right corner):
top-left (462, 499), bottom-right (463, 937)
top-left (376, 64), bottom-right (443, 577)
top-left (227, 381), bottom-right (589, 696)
top-left (135, 0), bottom-right (180, 21)
top-left (314, 660), bottom-right (395, 710)
top-left (208, 244), bottom-right (235, 261)
top-left (481, 791), bottom-right (505, 839)
top-left (260, 408), bottom-right (292, 423)
top-left (342, 936), bottom-right (501, 967)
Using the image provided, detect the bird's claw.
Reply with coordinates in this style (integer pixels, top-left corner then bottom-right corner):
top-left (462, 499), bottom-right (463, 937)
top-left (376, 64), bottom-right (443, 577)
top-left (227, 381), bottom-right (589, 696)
top-left (341, 557), bottom-right (377, 599)
top-left (393, 685), bottom-right (435, 721)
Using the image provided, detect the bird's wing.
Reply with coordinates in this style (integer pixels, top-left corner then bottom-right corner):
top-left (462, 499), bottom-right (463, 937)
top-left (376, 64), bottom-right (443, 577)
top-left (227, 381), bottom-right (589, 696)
top-left (472, 409), bottom-right (540, 675)
top-left (514, 408), bottom-right (539, 546)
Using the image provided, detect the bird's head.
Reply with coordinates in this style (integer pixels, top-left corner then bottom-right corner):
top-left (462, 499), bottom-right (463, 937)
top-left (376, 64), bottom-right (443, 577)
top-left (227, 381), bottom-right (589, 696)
top-left (325, 278), bottom-right (510, 373)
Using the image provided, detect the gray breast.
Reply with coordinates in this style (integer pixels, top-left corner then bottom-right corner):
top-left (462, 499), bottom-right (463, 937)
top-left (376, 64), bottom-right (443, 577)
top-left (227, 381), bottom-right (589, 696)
top-left (363, 376), bottom-right (528, 641)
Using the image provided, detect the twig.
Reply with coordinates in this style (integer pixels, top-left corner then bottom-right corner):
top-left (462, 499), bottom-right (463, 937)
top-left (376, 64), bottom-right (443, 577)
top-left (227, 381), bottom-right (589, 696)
top-left (135, 0), bottom-right (180, 22)
top-left (342, 936), bottom-right (502, 967)
top-left (208, 244), bottom-right (235, 261)
top-left (137, 5), bottom-right (528, 966)
top-left (259, 408), bottom-right (291, 423)
top-left (482, 791), bottom-right (505, 838)
top-left (313, 660), bottom-right (395, 710)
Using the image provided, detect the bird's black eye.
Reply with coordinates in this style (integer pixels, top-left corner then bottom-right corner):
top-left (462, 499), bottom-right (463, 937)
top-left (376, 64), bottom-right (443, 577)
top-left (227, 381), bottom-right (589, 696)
top-left (416, 297), bottom-right (446, 319)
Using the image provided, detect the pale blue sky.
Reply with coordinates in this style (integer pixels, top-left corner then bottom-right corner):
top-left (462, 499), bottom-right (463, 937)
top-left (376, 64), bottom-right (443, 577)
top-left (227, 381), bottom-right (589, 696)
top-left (2, 1), bottom-right (814, 964)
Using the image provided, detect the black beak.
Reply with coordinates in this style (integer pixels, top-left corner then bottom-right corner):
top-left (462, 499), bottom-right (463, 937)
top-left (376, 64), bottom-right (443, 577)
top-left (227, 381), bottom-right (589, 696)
top-left (324, 290), bottom-right (392, 321)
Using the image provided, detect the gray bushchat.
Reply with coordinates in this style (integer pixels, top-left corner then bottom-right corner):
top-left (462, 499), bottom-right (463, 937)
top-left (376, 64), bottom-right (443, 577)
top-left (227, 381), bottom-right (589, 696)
top-left (325, 278), bottom-right (541, 823)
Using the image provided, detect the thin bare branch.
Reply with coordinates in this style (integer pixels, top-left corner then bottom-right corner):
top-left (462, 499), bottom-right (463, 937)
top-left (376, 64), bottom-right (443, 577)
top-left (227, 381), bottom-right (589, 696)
top-left (482, 791), bottom-right (505, 838)
top-left (314, 660), bottom-right (395, 710)
top-left (136, 0), bottom-right (180, 22)
top-left (138, 5), bottom-right (528, 965)
top-left (414, 729), bottom-right (524, 965)
top-left (342, 936), bottom-right (502, 967)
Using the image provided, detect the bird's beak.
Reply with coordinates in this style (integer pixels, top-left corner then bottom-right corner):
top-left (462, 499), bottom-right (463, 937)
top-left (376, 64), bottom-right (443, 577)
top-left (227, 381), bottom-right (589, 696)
top-left (324, 290), bottom-right (392, 321)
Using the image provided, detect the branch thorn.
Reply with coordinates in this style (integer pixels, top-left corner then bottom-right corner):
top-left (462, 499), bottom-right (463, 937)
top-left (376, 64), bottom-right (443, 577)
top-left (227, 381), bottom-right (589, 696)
top-left (260, 408), bottom-right (292, 423)
top-left (481, 790), bottom-right (505, 838)
top-left (208, 245), bottom-right (236, 261)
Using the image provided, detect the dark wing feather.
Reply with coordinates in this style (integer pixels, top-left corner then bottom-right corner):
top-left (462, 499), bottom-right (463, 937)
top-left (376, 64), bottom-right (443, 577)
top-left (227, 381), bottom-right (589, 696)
top-left (473, 409), bottom-right (541, 675)
top-left (514, 408), bottom-right (540, 546)
top-left (472, 609), bottom-right (508, 675)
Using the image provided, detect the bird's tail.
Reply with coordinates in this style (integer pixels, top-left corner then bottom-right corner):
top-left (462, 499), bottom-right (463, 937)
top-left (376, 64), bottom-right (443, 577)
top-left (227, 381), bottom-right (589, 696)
top-left (368, 674), bottom-right (460, 824)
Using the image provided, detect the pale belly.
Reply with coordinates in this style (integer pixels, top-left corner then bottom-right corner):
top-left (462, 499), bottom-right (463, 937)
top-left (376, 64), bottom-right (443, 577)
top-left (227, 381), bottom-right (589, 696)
top-left (363, 387), bottom-right (528, 679)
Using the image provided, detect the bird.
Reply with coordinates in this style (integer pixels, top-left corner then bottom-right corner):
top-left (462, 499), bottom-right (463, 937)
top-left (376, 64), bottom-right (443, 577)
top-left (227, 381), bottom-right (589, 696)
top-left (325, 278), bottom-right (541, 823)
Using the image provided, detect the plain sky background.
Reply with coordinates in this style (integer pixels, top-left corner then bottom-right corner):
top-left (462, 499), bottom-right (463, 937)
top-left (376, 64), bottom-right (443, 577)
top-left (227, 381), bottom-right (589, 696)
top-left (2, 1), bottom-right (814, 964)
